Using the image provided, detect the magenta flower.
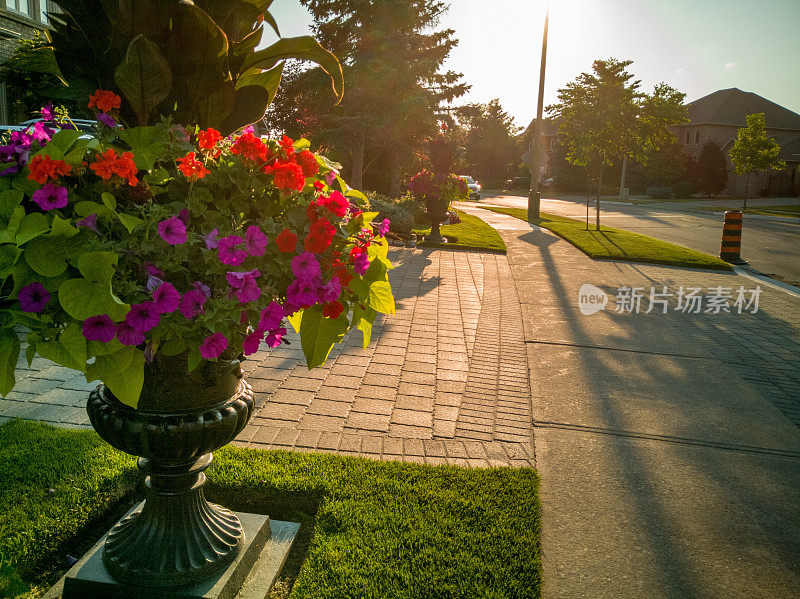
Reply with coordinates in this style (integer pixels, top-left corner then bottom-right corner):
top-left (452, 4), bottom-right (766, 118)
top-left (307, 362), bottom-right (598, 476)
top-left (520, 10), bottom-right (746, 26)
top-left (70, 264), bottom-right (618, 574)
top-left (202, 228), bottom-right (219, 249)
top-left (258, 302), bottom-right (284, 331)
top-left (40, 103), bottom-right (55, 120)
top-left (179, 289), bottom-right (207, 319)
top-left (124, 302), bottom-right (161, 333)
top-left (76, 213), bottom-right (99, 233)
top-left (353, 252), bottom-right (370, 275)
top-left (265, 327), bottom-right (287, 348)
top-left (178, 209), bottom-right (190, 224)
top-left (287, 277), bottom-right (321, 308)
top-left (157, 217), bottom-right (187, 245)
top-left (32, 184), bottom-right (68, 211)
top-left (243, 328), bottom-right (264, 356)
top-left (325, 170), bottom-right (337, 186)
top-left (245, 225), bottom-right (268, 256)
top-left (117, 322), bottom-right (145, 346)
top-left (30, 121), bottom-right (55, 145)
top-left (291, 252), bottom-right (321, 280)
top-left (152, 282), bottom-right (181, 313)
top-left (199, 332), bottom-right (228, 359)
top-left (378, 218), bottom-right (390, 237)
top-left (82, 315), bottom-right (116, 342)
top-left (218, 235), bottom-right (248, 266)
top-left (318, 276), bottom-right (341, 303)
top-left (226, 269), bottom-right (261, 304)
top-left (97, 112), bottom-right (116, 128)
top-left (18, 282), bottom-right (50, 312)
top-left (193, 280), bottom-right (211, 298)
top-left (144, 263), bottom-right (164, 277)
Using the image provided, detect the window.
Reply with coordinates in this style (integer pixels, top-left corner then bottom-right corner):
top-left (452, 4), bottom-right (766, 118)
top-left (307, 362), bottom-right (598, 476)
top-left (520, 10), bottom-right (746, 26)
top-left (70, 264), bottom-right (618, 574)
top-left (695, 131), bottom-right (700, 144)
top-left (685, 131), bottom-right (690, 144)
top-left (5, 0), bottom-right (31, 16)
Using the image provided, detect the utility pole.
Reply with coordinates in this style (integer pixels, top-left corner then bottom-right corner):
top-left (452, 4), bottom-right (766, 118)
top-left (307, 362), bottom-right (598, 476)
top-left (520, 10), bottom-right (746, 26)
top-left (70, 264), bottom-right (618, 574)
top-left (527, 3), bottom-right (549, 222)
top-left (618, 155), bottom-right (627, 201)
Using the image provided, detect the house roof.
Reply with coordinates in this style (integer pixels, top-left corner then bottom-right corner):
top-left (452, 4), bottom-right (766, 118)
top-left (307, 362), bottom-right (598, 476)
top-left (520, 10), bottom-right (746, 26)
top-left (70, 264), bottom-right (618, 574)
top-left (685, 88), bottom-right (800, 131)
top-left (522, 118), bottom-right (558, 137)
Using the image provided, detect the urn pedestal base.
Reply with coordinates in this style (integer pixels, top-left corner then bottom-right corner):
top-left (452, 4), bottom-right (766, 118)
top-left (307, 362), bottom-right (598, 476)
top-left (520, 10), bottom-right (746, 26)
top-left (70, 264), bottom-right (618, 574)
top-left (52, 504), bottom-right (299, 599)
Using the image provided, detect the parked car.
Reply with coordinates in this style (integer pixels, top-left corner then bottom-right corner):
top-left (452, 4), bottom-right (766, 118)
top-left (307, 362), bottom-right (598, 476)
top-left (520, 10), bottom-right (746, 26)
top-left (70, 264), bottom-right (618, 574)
top-left (458, 175), bottom-right (481, 200)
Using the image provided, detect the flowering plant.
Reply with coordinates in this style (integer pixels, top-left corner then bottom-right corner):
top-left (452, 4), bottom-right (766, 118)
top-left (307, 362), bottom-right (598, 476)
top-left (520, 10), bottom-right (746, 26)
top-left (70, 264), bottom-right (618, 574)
top-left (409, 170), bottom-right (468, 217)
top-left (0, 93), bottom-right (394, 408)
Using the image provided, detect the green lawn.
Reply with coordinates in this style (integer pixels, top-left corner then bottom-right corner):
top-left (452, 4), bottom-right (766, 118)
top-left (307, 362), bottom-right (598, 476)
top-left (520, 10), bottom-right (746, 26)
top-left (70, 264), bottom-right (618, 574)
top-left (483, 206), bottom-right (733, 270)
top-left (414, 209), bottom-right (507, 253)
top-left (0, 420), bottom-right (541, 599)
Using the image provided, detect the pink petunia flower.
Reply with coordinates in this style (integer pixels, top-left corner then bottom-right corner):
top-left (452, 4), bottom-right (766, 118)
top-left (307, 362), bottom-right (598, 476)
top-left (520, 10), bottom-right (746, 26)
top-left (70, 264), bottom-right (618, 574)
top-left (258, 302), bottom-right (284, 331)
top-left (125, 302), bottom-right (161, 333)
top-left (218, 235), bottom-right (248, 266)
top-left (243, 328), bottom-right (264, 356)
top-left (318, 276), bottom-right (341, 303)
top-left (152, 282), bottom-right (181, 313)
top-left (117, 321), bottom-right (145, 346)
top-left (82, 315), bottom-right (116, 342)
top-left (32, 184), bottom-right (68, 211)
top-left (18, 282), bottom-right (50, 312)
top-left (179, 289), bottom-right (207, 319)
top-left (199, 332), bottom-right (228, 359)
top-left (286, 277), bottom-right (321, 308)
top-left (290, 252), bottom-right (321, 280)
top-left (157, 217), bottom-right (187, 245)
top-left (244, 225), bottom-right (268, 256)
top-left (265, 327), bottom-right (287, 348)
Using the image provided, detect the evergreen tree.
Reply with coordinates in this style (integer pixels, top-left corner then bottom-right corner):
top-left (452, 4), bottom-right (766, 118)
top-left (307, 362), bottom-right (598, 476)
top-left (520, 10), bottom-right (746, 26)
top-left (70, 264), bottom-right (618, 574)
top-left (729, 112), bottom-right (786, 208)
top-left (455, 99), bottom-right (520, 187)
top-left (690, 141), bottom-right (728, 197)
top-left (267, 0), bottom-right (467, 194)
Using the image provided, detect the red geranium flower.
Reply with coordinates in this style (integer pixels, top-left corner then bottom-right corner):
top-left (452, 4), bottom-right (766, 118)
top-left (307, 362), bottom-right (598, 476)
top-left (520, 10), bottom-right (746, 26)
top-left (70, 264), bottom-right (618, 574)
top-left (267, 160), bottom-right (305, 191)
top-left (279, 135), bottom-right (295, 158)
top-left (88, 89), bottom-right (122, 112)
top-left (27, 155), bottom-right (71, 184)
top-left (197, 128), bottom-right (222, 151)
top-left (231, 131), bottom-right (270, 162)
top-left (297, 150), bottom-right (319, 177)
top-left (89, 149), bottom-right (139, 186)
top-left (177, 151), bottom-right (210, 181)
top-left (305, 218), bottom-right (336, 253)
top-left (275, 229), bottom-right (298, 253)
top-left (317, 191), bottom-right (349, 217)
top-left (323, 300), bottom-right (344, 319)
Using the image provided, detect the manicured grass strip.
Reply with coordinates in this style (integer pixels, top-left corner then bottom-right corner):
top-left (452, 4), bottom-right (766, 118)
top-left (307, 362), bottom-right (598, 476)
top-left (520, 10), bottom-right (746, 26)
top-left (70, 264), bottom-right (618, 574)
top-left (414, 209), bottom-right (507, 253)
top-left (694, 205), bottom-right (800, 218)
top-left (483, 206), bottom-right (733, 270)
top-left (0, 420), bottom-right (541, 599)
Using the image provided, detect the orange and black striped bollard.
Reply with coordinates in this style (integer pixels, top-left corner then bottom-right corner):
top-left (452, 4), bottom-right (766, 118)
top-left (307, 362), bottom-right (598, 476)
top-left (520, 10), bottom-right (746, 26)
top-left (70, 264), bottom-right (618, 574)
top-left (719, 210), bottom-right (746, 264)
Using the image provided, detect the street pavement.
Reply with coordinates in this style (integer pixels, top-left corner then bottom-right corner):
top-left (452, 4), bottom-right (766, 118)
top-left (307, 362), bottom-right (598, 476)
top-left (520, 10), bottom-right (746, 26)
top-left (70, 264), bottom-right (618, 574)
top-left (474, 192), bottom-right (800, 286)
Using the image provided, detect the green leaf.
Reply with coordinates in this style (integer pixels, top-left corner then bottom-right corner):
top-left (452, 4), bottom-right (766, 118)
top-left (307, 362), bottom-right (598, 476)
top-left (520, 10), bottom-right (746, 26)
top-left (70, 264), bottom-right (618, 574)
top-left (367, 280), bottom-right (395, 315)
top-left (346, 188), bottom-right (367, 202)
top-left (118, 213), bottom-right (144, 234)
top-left (16, 45), bottom-right (66, 84)
top-left (47, 129), bottom-right (83, 156)
top-left (86, 347), bottom-right (144, 408)
top-left (48, 215), bottom-right (78, 239)
top-left (0, 206), bottom-right (24, 244)
top-left (235, 63), bottom-right (283, 100)
top-left (242, 36), bottom-right (343, 102)
top-left (63, 138), bottom-right (91, 167)
top-left (118, 126), bottom-right (169, 171)
top-left (352, 304), bottom-right (377, 349)
top-left (287, 309), bottom-right (303, 333)
top-left (16, 213), bottom-right (50, 246)
top-left (0, 328), bottom-right (20, 396)
top-left (0, 190), bottom-right (23, 219)
top-left (36, 323), bottom-right (87, 372)
top-left (88, 338), bottom-right (123, 356)
top-left (74, 200), bottom-right (115, 220)
top-left (24, 237), bottom-right (69, 277)
top-left (58, 252), bottom-right (128, 321)
top-left (114, 34), bottom-right (173, 126)
top-left (159, 337), bottom-right (186, 356)
top-left (299, 306), bottom-right (348, 369)
top-left (101, 192), bottom-right (117, 211)
top-left (293, 138), bottom-right (311, 151)
top-left (187, 348), bottom-right (202, 373)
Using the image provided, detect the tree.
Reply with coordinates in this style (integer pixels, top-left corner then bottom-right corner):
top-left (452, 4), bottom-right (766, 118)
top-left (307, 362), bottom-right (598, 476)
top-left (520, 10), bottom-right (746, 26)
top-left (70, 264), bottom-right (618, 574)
top-left (547, 59), bottom-right (687, 229)
top-left (729, 112), bottom-right (786, 208)
top-left (455, 99), bottom-right (520, 186)
top-left (690, 141), bottom-right (728, 197)
top-left (267, 0), bottom-right (467, 194)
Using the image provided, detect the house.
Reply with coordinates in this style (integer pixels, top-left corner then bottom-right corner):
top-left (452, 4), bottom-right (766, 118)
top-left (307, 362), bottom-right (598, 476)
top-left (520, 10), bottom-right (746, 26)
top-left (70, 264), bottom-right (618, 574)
top-left (520, 118), bottom-right (559, 178)
top-left (0, 0), bottom-right (57, 124)
top-left (674, 88), bottom-right (800, 197)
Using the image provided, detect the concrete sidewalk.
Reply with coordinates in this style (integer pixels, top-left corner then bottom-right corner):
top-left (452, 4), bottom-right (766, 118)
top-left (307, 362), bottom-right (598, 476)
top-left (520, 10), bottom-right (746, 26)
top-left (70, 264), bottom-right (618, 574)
top-left (460, 204), bottom-right (800, 599)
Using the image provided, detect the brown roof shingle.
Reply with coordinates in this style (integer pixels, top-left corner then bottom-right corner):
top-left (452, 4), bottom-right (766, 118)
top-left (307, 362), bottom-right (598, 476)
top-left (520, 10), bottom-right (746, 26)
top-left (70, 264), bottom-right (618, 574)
top-left (685, 88), bottom-right (800, 131)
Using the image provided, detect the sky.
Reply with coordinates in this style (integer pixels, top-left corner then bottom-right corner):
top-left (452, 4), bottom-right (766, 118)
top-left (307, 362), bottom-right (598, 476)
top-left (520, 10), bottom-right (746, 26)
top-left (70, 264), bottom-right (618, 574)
top-left (262, 0), bottom-right (800, 129)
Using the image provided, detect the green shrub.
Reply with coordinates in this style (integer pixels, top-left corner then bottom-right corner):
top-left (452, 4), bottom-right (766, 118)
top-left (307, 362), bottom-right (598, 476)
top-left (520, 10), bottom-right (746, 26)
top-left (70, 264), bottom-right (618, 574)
top-left (368, 198), bottom-right (414, 235)
top-left (646, 186), bottom-right (674, 199)
top-left (671, 180), bottom-right (696, 198)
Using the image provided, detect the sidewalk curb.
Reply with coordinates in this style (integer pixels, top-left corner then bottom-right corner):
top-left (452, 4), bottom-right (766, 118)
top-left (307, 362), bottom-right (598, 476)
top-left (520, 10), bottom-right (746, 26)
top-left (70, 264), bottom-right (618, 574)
top-left (733, 266), bottom-right (800, 298)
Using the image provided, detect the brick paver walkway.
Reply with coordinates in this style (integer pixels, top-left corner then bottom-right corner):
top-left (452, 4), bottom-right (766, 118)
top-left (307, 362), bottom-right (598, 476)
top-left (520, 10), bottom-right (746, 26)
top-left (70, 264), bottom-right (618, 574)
top-left (2, 248), bottom-right (535, 467)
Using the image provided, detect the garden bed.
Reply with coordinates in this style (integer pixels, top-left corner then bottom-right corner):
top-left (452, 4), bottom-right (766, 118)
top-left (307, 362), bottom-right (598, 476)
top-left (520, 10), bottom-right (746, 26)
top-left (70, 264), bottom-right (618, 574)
top-left (413, 210), bottom-right (507, 254)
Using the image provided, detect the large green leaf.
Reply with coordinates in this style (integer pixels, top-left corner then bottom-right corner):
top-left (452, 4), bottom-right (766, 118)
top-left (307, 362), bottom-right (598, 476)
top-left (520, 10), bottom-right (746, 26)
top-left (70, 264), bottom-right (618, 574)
top-left (221, 85), bottom-right (271, 134)
top-left (115, 34), bottom-right (173, 126)
top-left (299, 306), bottom-right (348, 369)
top-left (35, 323), bottom-right (87, 372)
top-left (367, 280), bottom-right (395, 315)
top-left (0, 328), bottom-right (20, 397)
top-left (58, 252), bottom-right (129, 321)
top-left (24, 237), bottom-right (69, 277)
top-left (118, 126), bottom-right (169, 171)
top-left (16, 45), bottom-right (66, 84)
top-left (86, 346), bottom-right (144, 408)
top-left (0, 190), bottom-right (23, 220)
top-left (16, 213), bottom-right (50, 246)
top-left (242, 36), bottom-right (343, 102)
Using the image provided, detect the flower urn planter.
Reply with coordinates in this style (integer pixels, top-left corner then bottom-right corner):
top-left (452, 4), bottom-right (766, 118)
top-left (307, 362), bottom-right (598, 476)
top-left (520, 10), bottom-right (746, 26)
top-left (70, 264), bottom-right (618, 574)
top-left (84, 356), bottom-right (255, 589)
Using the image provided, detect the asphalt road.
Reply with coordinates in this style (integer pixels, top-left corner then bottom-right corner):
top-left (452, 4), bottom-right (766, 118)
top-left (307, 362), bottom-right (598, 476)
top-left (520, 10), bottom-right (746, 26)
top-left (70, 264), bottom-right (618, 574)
top-left (470, 193), bottom-right (800, 286)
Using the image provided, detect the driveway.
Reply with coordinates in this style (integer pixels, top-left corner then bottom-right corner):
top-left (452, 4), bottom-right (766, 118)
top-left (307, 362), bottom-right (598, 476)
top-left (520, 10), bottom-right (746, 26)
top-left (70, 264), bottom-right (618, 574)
top-left (471, 193), bottom-right (800, 286)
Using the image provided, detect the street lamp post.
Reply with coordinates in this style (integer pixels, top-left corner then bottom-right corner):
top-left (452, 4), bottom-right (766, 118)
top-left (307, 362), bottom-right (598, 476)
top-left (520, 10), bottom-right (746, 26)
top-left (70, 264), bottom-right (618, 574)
top-left (528, 4), bottom-right (549, 222)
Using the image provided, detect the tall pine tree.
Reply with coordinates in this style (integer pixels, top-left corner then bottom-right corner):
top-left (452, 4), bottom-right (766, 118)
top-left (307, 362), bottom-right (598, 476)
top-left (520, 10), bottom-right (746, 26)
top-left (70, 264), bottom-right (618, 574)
top-left (267, 0), bottom-right (468, 194)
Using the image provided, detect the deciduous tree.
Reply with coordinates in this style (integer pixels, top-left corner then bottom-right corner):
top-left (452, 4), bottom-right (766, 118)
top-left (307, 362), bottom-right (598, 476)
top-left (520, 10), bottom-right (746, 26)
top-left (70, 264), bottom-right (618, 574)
top-left (690, 141), bottom-right (728, 197)
top-left (729, 112), bottom-right (786, 208)
top-left (455, 99), bottom-right (520, 187)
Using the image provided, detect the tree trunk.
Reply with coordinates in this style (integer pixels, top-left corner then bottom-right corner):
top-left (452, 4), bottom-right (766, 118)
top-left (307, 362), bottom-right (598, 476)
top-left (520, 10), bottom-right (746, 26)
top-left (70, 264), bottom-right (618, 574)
top-left (596, 163), bottom-right (605, 231)
top-left (350, 128), bottom-right (365, 191)
top-left (743, 172), bottom-right (750, 211)
top-left (585, 176), bottom-right (591, 230)
top-left (389, 151), bottom-right (404, 198)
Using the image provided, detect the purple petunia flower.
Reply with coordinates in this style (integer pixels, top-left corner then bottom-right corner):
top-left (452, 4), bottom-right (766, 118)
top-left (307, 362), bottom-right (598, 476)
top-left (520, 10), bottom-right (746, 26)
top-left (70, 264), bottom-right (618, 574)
top-left (179, 289), bottom-right (207, 319)
top-left (40, 103), bottom-right (55, 121)
top-left (117, 321), bottom-right (145, 346)
top-left (18, 282), bottom-right (50, 312)
top-left (226, 269), bottom-right (261, 304)
top-left (377, 218), bottom-right (390, 237)
top-left (287, 277), bottom-right (321, 308)
top-left (218, 235), bottom-right (249, 266)
top-left (199, 332), bottom-right (228, 359)
top-left (97, 112), bottom-right (116, 128)
top-left (152, 282), bottom-right (181, 313)
top-left (76, 213), bottom-right (99, 233)
top-left (318, 276), bottom-right (341, 303)
top-left (353, 252), bottom-right (370, 275)
top-left (265, 327), bottom-right (287, 348)
top-left (192, 280), bottom-right (211, 299)
top-left (157, 217), bottom-right (187, 245)
top-left (202, 228), bottom-right (219, 249)
top-left (146, 275), bottom-right (164, 292)
top-left (144, 263), bottom-right (164, 277)
top-left (242, 328), bottom-right (264, 356)
top-left (30, 121), bottom-right (55, 145)
top-left (291, 252), bottom-right (321, 281)
top-left (244, 225), bottom-right (268, 257)
top-left (32, 184), bottom-right (68, 211)
top-left (82, 315), bottom-right (116, 342)
top-left (124, 302), bottom-right (161, 333)
top-left (177, 209), bottom-right (190, 224)
top-left (258, 302), bottom-right (284, 331)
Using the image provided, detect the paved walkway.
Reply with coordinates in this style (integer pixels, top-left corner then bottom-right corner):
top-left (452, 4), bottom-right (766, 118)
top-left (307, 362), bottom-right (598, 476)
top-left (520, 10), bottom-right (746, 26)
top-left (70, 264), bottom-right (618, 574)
top-left (459, 203), bottom-right (800, 599)
top-left (3, 248), bottom-right (534, 467)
